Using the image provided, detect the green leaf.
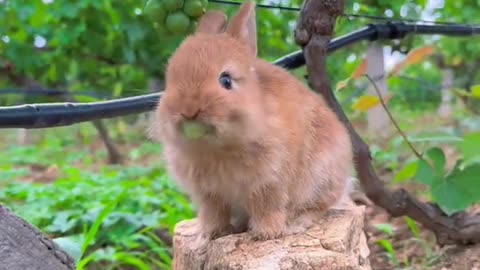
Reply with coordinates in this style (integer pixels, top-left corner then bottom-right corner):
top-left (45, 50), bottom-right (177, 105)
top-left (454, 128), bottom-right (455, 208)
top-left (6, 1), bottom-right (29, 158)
top-left (431, 163), bottom-right (480, 215)
top-left (373, 223), bottom-right (394, 236)
top-left (471, 85), bottom-right (480, 99)
top-left (376, 239), bottom-right (398, 266)
top-left (53, 235), bottom-right (83, 262)
top-left (415, 159), bottom-right (437, 186)
top-left (458, 132), bottom-right (480, 166)
top-left (414, 147), bottom-right (446, 187)
top-left (79, 192), bottom-right (125, 259)
top-left (113, 252), bottom-right (152, 270)
top-left (394, 161), bottom-right (418, 183)
top-left (45, 210), bottom-right (78, 233)
top-left (425, 147), bottom-right (446, 176)
top-left (404, 217), bottom-right (420, 238)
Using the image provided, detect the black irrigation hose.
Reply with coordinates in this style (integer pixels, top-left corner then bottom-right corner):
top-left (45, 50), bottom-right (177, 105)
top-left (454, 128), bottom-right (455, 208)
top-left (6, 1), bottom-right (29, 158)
top-left (0, 89), bottom-right (109, 98)
top-left (1, 22), bottom-right (479, 129)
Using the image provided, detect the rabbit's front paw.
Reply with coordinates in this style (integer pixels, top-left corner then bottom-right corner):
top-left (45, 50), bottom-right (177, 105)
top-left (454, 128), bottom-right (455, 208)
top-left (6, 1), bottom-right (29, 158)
top-left (202, 223), bottom-right (235, 240)
top-left (249, 226), bottom-right (286, 241)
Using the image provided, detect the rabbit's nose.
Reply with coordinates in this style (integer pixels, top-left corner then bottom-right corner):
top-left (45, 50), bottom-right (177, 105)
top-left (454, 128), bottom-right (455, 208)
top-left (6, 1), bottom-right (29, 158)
top-left (180, 109), bottom-right (200, 120)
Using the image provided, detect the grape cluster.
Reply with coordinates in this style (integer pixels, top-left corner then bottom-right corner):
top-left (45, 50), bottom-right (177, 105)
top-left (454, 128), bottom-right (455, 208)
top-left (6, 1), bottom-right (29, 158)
top-left (144, 0), bottom-right (208, 36)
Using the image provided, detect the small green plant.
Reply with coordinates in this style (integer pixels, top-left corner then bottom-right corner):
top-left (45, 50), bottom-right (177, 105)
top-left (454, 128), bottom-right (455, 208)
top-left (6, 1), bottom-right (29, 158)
top-left (373, 223), bottom-right (400, 267)
top-left (0, 125), bottom-right (195, 270)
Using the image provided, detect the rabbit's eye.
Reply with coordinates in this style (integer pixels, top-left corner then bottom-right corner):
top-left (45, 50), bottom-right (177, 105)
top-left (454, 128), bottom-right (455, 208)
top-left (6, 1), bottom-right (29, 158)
top-left (219, 72), bottom-right (233, 90)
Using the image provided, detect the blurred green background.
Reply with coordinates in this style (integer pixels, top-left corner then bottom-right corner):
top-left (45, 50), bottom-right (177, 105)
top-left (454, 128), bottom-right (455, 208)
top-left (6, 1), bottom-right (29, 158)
top-left (1, 0), bottom-right (479, 269)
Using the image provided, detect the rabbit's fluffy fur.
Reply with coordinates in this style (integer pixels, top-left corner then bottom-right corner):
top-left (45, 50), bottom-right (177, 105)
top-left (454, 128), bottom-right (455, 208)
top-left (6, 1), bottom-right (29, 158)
top-left (151, 1), bottom-right (354, 240)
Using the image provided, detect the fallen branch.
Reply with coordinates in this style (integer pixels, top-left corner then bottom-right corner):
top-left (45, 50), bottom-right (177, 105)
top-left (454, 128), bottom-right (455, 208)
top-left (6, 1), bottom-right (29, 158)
top-left (295, 0), bottom-right (480, 246)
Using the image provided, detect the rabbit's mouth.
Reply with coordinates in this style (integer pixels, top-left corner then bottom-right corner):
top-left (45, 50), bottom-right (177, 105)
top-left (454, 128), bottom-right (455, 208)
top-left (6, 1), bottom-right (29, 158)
top-left (178, 120), bottom-right (216, 140)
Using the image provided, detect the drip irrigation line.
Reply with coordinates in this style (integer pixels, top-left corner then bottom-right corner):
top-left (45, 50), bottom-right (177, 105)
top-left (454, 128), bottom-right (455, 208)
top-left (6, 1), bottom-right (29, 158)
top-left (0, 89), bottom-right (109, 99)
top-left (1, 22), bottom-right (480, 129)
top-left (209, 0), bottom-right (300, 11)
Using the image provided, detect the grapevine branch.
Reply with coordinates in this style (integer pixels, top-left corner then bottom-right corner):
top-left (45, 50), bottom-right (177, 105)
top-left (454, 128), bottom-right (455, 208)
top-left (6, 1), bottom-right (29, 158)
top-left (296, 0), bottom-right (480, 246)
top-left (364, 74), bottom-right (424, 160)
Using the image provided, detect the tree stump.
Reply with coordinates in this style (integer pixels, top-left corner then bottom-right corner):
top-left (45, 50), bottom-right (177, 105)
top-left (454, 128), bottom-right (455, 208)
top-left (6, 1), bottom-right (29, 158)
top-left (0, 205), bottom-right (76, 270)
top-left (172, 204), bottom-right (370, 270)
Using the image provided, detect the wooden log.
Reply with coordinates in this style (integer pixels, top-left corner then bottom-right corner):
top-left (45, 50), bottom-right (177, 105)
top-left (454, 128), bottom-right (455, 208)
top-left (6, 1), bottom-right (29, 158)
top-left (0, 205), bottom-right (76, 270)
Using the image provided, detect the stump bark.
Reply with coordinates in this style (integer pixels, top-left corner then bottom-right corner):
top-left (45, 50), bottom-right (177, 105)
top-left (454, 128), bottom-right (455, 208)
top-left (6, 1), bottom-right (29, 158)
top-left (0, 205), bottom-right (76, 270)
top-left (172, 204), bottom-right (370, 270)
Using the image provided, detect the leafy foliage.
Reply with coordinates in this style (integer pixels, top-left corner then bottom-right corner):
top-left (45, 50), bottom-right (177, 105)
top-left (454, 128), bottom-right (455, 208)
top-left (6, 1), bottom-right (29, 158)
top-left (0, 125), bottom-right (194, 269)
top-left (395, 134), bottom-right (480, 215)
top-left (1, 1), bottom-right (480, 269)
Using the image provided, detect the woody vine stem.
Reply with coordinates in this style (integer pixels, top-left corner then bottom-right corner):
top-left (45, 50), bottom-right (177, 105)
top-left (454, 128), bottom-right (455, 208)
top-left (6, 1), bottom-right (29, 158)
top-left (296, 0), bottom-right (480, 246)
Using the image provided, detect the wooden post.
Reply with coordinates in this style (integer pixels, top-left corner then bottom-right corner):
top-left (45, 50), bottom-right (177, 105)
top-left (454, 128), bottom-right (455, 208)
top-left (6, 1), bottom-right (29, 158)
top-left (366, 43), bottom-right (390, 138)
top-left (437, 68), bottom-right (453, 118)
top-left (17, 129), bottom-right (30, 145)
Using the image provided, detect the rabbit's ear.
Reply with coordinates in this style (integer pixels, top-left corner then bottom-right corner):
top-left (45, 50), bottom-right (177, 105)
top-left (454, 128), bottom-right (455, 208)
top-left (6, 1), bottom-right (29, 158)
top-left (196, 10), bottom-right (228, 34)
top-left (226, 1), bottom-right (257, 57)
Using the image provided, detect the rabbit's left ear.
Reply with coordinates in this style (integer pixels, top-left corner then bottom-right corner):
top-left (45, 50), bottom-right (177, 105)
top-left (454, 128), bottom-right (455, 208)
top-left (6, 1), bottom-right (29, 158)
top-left (226, 1), bottom-right (257, 57)
top-left (196, 10), bottom-right (228, 34)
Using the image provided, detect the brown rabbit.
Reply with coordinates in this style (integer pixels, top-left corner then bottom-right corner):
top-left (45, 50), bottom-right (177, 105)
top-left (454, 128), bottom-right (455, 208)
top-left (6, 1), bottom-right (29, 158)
top-left (151, 1), bottom-right (354, 241)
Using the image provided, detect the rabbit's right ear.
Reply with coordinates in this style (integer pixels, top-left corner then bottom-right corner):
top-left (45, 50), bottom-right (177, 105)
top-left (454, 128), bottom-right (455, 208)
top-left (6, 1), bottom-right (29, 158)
top-left (196, 10), bottom-right (228, 34)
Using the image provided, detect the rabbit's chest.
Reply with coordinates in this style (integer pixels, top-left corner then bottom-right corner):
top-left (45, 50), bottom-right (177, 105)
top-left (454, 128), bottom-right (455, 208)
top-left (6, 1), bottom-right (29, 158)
top-left (169, 154), bottom-right (260, 204)
top-left (195, 158), bottom-right (256, 203)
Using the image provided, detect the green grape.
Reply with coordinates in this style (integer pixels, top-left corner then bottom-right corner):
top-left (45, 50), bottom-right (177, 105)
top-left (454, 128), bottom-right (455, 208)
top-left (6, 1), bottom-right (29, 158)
top-left (163, 0), bottom-right (184, 12)
top-left (181, 121), bottom-right (209, 139)
top-left (145, 0), bottom-right (168, 26)
top-left (183, 0), bottom-right (205, 18)
top-left (166, 11), bottom-right (191, 34)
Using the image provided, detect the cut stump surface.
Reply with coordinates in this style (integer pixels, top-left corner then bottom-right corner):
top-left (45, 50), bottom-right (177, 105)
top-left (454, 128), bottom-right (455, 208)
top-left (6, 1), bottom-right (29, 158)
top-left (173, 204), bottom-right (370, 270)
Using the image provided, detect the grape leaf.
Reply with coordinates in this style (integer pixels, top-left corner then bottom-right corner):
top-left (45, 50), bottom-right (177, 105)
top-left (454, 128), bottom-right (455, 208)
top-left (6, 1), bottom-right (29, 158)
top-left (394, 161), bottom-right (418, 183)
top-left (432, 163), bottom-right (480, 215)
top-left (414, 147), bottom-right (446, 186)
top-left (458, 132), bottom-right (480, 166)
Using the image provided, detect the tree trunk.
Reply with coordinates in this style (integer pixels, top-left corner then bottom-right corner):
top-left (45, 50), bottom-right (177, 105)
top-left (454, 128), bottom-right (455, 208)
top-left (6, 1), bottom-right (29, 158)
top-left (91, 119), bottom-right (124, 164)
top-left (0, 205), bottom-right (76, 270)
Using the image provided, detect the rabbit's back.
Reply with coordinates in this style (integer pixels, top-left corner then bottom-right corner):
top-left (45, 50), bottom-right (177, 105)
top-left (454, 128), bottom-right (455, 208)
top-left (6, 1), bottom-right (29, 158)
top-left (254, 59), bottom-right (353, 212)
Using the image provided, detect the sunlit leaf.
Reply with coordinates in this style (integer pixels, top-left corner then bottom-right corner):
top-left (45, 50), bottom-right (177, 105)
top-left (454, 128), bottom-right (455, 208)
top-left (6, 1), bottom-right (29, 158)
top-left (390, 45), bottom-right (436, 76)
top-left (471, 85), bottom-right (480, 99)
top-left (394, 161), bottom-right (418, 183)
top-left (351, 94), bottom-right (393, 112)
top-left (404, 217), bottom-right (420, 238)
top-left (352, 95), bottom-right (380, 111)
top-left (376, 239), bottom-right (398, 266)
top-left (351, 58), bottom-right (367, 79)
